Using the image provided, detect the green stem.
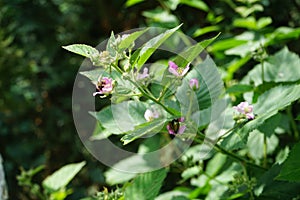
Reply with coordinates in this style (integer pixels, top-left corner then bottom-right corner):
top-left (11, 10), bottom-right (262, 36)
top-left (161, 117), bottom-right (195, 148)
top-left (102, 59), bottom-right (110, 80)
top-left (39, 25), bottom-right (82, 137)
top-left (195, 133), bottom-right (266, 171)
top-left (287, 105), bottom-right (299, 140)
top-left (263, 134), bottom-right (267, 168)
top-left (186, 91), bottom-right (194, 121)
top-left (158, 81), bottom-right (171, 102)
top-left (217, 121), bottom-right (246, 141)
top-left (111, 63), bottom-right (176, 116)
top-left (241, 163), bottom-right (255, 200)
top-left (261, 59), bottom-right (265, 84)
top-left (202, 170), bottom-right (228, 186)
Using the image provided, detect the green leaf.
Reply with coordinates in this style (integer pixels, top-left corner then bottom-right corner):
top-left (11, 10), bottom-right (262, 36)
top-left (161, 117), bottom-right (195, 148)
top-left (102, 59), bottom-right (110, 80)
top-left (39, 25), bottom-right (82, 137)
top-left (134, 24), bottom-right (182, 70)
top-left (125, 0), bottom-right (144, 7)
top-left (104, 136), bottom-right (163, 185)
top-left (209, 38), bottom-right (247, 52)
top-left (180, 0), bottom-right (209, 11)
top-left (257, 113), bottom-right (282, 137)
top-left (42, 161), bottom-right (86, 191)
top-left (106, 31), bottom-right (117, 57)
top-left (62, 44), bottom-right (99, 58)
top-left (254, 164), bottom-right (300, 198)
top-left (235, 4), bottom-right (263, 17)
top-left (80, 68), bottom-right (104, 84)
top-left (233, 17), bottom-right (257, 30)
top-left (226, 84), bottom-right (253, 94)
top-left (90, 107), bottom-right (123, 135)
top-left (222, 84), bottom-right (300, 150)
top-left (176, 57), bottom-right (223, 110)
top-left (124, 168), bottom-right (167, 200)
top-left (247, 130), bottom-right (279, 161)
top-left (174, 33), bottom-right (221, 67)
top-left (119, 29), bottom-right (148, 50)
top-left (224, 55), bottom-right (252, 81)
top-left (276, 142), bottom-right (300, 182)
top-left (267, 26), bottom-right (300, 43)
top-left (242, 47), bottom-right (300, 86)
top-left (121, 119), bottom-right (166, 145)
top-left (142, 9), bottom-right (179, 27)
top-left (91, 101), bottom-right (148, 137)
top-left (206, 153), bottom-right (227, 177)
top-left (256, 17), bottom-right (272, 29)
top-left (233, 17), bottom-right (272, 30)
top-left (181, 166), bottom-right (201, 181)
top-left (193, 26), bottom-right (220, 37)
top-left (156, 191), bottom-right (189, 200)
top-left (173, 33), bottom-right (220, 67)
top-left (165, 0), bottom-right (180, 10)
top-left (275, 146), bottom-right (290, 165)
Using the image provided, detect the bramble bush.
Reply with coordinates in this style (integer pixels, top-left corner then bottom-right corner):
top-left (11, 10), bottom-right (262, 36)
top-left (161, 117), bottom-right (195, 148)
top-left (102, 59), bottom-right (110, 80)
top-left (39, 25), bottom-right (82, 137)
top-left (61, 20), bottom-right (300, 198)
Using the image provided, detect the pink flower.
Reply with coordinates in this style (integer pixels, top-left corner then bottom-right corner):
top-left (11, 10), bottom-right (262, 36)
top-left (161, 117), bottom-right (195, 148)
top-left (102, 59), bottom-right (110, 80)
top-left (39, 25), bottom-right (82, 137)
top-left (168, 61), bottom-right (190, 77)
top-left (189, 78), bottom-right (199, 90)
top-left (233, 101), bottom-right (254, 120)
top-left (167, 117), bottom-right (186, 135)
top-left (93, 77), bottom-right (114, 96)
top-left (137, 68), bottom-right (149, 80)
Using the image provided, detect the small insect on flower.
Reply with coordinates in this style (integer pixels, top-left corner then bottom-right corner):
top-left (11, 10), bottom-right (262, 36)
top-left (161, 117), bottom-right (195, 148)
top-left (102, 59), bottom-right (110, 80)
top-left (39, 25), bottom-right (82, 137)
top-left (167, 117), bottom-right (186, 135)
top-left (168, 61), bottom-right (190, 77)
top-left (93, 77), bottom-right (114, 97)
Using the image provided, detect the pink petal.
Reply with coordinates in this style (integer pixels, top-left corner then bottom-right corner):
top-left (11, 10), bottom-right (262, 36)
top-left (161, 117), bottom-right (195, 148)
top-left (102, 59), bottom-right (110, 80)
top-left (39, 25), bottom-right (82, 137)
top-left (177, 125), bottom-right (186, 134)
top-left (178, 117), bottom-right (185, 122)
top-left (168, 61), bottom-right (180, 76)
top-left (189, 78), bottom-right (199, 89)
top-left (168, 61), bottom-right (178, 70)
top-left (246, 113), bottom-right (255, 120)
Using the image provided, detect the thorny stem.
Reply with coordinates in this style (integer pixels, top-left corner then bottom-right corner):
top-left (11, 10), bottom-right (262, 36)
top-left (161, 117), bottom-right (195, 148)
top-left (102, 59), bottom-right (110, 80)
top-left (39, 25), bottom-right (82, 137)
top-left (217, 121), bottom-right (247, 141)
top-left (195, 133), bottom-right (266, 171)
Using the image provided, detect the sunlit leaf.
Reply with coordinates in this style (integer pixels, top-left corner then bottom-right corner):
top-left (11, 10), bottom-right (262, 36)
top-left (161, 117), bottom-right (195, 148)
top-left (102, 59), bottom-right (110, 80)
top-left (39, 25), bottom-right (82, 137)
top-left (180, 0), bottom-right (209, 11)
top-left (121, 119), bottom-right (166, 145)
top-left (62, 44), bottom-right (99, 58)
top-left (173, 33), bottom-right (220, 67)
top-left (42, 161), bottom-right (86, 191)
top-left (242, 47), bottom-right (300, 86)
top-left (133, 24), bottom-right (182, 70)
top-left (125, 0), bottom-right (144, 7)
top-left (193, 26), bottom-right (220, 37)
top-left (119, 29), bottom-right (148, 50)
top-left (222, 84), bottom-right (300, 150)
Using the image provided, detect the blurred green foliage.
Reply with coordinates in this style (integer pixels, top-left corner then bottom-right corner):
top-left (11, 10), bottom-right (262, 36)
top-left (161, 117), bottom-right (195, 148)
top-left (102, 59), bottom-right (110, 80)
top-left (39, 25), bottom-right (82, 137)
top-left (1, 0), bottom-right (300, 199)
